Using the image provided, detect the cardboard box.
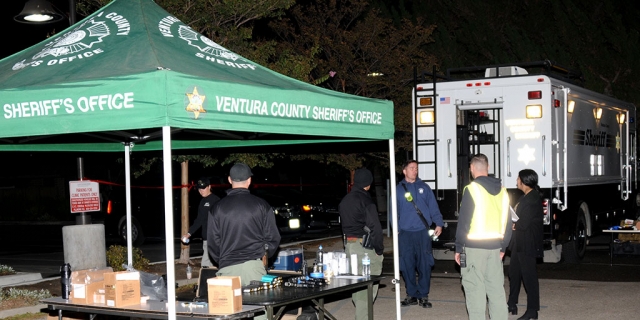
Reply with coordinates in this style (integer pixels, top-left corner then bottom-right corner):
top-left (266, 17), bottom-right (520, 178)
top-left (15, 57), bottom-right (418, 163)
top-left (104, 271), bottom-right (141, 307)
top-left (70, 267), bottom-right (113, 304)
top-left (207, 276), bottom-right (242, 314)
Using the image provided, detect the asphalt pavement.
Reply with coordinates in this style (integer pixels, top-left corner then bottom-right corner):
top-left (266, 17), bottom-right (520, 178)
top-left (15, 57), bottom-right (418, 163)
top-left (2, 230), bottom-right (640, 319)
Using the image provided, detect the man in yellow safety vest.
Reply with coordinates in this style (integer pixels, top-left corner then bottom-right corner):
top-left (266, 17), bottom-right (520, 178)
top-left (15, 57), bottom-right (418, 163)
top-left (455, 154), bottom-right (512, 320)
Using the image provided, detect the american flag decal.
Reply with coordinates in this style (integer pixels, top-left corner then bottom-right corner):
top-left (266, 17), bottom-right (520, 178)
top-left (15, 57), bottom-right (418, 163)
top-left (440, 97), bottom-right (450, 104)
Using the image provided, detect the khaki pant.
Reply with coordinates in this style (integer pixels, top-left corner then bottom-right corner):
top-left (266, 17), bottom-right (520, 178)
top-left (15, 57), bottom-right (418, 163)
top-left (460, 247), bottom-right (508, 320)
top-left (201, 240), bottom-right (212, 267)
top-left (217, 260), bottom-right (266, 320)
top-left (345, 241), bottom-right (384, 320)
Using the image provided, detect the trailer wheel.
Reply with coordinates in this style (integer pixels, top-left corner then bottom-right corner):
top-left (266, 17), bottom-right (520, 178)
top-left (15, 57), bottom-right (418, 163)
top-left (118, 217), bottom-right (145, 246)
top-left (562, 204), bottom-right (588, 263)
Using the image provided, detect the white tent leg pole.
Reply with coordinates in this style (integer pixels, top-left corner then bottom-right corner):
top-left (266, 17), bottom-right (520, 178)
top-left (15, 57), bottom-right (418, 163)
top-left (389, 139), bottom-right (401, 320)
top-left (125, 143), bottom-right (133, 266)
top-left (163, 126), bottom-right (177, 320)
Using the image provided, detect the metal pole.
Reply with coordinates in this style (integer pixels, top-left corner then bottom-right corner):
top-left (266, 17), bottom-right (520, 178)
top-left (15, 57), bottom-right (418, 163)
top-left (75, 157), bottom-right (90, 224)
top-left (69, 0), bottom-right (76, 24)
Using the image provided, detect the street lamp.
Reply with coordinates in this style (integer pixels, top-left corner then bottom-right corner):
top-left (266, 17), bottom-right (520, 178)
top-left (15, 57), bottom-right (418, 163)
top-left (14, 0), bottom-right (76, 25)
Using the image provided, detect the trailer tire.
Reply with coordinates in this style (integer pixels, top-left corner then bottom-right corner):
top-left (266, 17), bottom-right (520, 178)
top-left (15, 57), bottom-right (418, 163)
top-left (562, 205), bottom-right (588, 263)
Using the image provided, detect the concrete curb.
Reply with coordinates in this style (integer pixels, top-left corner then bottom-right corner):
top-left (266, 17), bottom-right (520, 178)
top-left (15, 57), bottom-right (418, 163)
top-left (0, 272), bottom-right (43, 287)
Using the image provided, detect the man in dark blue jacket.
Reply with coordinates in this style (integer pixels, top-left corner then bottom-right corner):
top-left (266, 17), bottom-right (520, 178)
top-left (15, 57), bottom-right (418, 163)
top-left (396, 160), bottom-right (444, 308)
top-left (339, 168), bottom-right (383, 320)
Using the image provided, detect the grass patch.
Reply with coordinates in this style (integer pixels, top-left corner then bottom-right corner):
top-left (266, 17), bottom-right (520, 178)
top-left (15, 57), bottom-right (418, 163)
top-left (0, 265), bottom-right (16, 276)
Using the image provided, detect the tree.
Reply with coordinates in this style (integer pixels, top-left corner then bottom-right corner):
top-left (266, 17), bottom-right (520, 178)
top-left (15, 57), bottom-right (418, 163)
top-left (394, 0), bottom-right (640, 104)
top-left (260, 0), bottom-right (438, 171)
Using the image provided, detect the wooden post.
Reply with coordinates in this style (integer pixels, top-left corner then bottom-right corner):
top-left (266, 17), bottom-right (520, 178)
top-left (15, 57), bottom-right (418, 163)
top-left (178, 160), bottom-right (190, 264)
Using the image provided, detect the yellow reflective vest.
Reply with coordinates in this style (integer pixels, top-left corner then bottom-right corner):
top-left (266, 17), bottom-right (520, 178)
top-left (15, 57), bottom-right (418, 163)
top-left (466, 182), bottom-right (509, 240)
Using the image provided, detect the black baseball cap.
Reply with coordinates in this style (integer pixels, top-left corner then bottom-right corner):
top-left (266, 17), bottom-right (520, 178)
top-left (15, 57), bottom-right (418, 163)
top-left (230, 163), bottom-right (253, 182)
top-left (196, 177), bottom-right (210, 189)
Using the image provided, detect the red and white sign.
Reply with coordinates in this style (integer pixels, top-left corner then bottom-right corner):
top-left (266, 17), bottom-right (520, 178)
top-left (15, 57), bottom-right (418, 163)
top-left (69, 181), bottom-right (101, 213)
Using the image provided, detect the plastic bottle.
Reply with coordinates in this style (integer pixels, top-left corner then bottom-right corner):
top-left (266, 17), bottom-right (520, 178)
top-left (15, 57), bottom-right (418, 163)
top-left (317, 245), bottom-right (324, 271)
top-left (186, 264), bottom-right (192, 280)
top-left (362, 253), bottom-right (371, 277)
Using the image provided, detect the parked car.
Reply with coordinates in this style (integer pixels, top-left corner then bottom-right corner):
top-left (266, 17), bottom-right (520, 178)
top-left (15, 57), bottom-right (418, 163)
top-left (98, 186), bottom-right (205, 246)
top-left (252, 186), bottom-right (345, 234)
top-left (251, 187), bottom-right (307, 239)
top-left (300, 195), bottom-right (342, 232)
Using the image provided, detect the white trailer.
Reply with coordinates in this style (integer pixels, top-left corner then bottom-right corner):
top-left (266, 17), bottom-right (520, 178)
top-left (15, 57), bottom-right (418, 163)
top-left (412, 61), bottom-right (637, 263)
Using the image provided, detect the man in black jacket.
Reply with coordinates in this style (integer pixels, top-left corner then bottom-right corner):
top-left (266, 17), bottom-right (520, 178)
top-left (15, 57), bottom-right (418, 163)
top-left (339, 168), bottom-right (384, 320)
top-left (208, 163), bottom-right (281, 287)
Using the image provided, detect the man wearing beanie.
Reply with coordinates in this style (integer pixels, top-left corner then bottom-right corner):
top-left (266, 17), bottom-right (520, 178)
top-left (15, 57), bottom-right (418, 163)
top-left (182, 177), bottom-right (220, 267)
top-left (208, 163), bottom-right (281, 305)
top-left (339, 168), bottom-right (384, 320)
top-left (397, 160), bottom-right (444, 308)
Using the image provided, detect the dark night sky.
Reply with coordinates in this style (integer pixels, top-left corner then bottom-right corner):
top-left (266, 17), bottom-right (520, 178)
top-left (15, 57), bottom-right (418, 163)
top-left (1, 1), bottom-right (77, 59)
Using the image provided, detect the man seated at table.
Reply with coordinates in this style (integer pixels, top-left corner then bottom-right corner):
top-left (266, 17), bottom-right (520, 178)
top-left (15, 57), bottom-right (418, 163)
top-left (208, 162), bottom-right (281, 285)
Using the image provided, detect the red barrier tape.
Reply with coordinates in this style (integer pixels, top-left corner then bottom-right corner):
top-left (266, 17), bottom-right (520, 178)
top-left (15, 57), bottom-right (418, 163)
top-left (84, 178), bottom-right (334, 191)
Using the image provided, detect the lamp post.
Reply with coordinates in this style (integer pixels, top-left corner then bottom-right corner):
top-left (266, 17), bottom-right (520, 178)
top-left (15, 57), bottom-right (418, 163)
top-left (14, 0), bottom-right (76, 25)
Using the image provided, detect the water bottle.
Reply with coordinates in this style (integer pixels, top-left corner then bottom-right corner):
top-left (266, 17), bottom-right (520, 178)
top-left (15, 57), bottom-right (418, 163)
top-left (186, 264), bottom-right (192, 279)
top-left (60, 263), bottom-right (72, 300)
top-left (362, 253), bottom-right (371, 277)
top-left (317, 245), bottom-right (324, 271)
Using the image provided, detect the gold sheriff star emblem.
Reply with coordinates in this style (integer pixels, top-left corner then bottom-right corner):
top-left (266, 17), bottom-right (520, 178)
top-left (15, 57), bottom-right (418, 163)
top-left (186, 87), bottom-right (206, 119)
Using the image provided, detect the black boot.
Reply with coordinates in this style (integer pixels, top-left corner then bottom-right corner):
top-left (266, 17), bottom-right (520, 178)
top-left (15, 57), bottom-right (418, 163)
top-left (508, 304), bottom-right (518, 315)
top-left (517, 310), bottom-right (538, 320)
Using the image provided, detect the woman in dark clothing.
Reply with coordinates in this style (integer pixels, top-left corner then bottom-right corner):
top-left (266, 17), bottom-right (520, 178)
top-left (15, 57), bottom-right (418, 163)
top-left (508, 169), bottom-right (544, 320)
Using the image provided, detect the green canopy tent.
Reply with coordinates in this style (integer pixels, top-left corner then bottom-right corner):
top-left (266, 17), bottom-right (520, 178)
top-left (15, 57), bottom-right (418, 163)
top-left (0, 0), bottom-right (402, 318)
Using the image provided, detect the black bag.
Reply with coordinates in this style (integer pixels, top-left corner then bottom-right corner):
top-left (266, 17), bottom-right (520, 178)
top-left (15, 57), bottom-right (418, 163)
top-left (361, 226), bottom-right (374, 249)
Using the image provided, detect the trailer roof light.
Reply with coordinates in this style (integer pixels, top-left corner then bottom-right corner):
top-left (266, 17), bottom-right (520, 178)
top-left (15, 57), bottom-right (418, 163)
top-left (419, 110), bottom-right (435, 125)
top-left (593, 107), bottom-right (602, 120)
top-left (417, 86), bottom-right (423, 90)
top-left (528, 91), bottom-right (542, 99)
top-left (419, 97), bottom-right (434, 107)
top-left (567, 100), bottom-right (575, 113)
top-left (475, 82), bottom-right (482, 86)
top-left (484, 82), bottom-right (491, 86)
top-left (466, 83), bottom-right (473, 87)
top-left (537, 78), bottom-right (544, 82)
top-left (526, 105), bottom-right (542, 118)
top-left (554, 99), bottom-right (561, 107)
top-left (617, 113), bottom-right (626, 124)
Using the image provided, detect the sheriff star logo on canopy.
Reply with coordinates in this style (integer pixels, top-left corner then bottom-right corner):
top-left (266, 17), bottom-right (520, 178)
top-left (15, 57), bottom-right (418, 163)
top-left (185, 87), bottom-right (206, 119)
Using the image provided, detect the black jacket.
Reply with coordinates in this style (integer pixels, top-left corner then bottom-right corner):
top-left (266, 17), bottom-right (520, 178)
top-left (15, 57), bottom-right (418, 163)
top-left (510, 190), bottom-right (544, 258)
top-left (189, 193), bottom-right (220, 240)
top-left (208, 188), bottom-right (281, 269)
top-left (455, 176), bottom-right (513, 253)
top-left (339, 188), bottom-right (384, 255)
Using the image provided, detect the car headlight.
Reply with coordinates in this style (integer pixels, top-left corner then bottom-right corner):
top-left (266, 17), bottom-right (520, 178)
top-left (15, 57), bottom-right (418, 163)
top-left (289, 219), bottom-right (300, 229)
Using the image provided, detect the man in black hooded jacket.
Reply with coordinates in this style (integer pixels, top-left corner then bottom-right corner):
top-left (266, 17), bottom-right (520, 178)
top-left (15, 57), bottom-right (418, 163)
top-left (339, 168), bottom-right (384, 320)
